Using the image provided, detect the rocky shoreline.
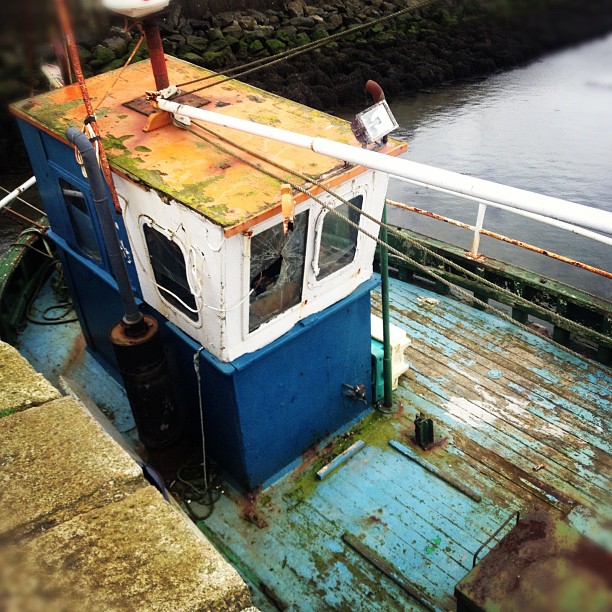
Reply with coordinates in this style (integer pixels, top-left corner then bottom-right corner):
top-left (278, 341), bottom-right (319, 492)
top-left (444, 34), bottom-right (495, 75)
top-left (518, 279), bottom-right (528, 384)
top-left (77, 0), bottom-right (612, 110)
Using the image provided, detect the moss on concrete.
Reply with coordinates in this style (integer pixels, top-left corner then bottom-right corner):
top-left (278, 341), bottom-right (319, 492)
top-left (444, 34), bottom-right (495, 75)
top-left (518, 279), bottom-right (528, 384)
top-left (0, 396), bottom-right (144, 539)
top-left (0, 486), bottom-right (253, 610)
top-left (0, 341), bottom-right (61, 413)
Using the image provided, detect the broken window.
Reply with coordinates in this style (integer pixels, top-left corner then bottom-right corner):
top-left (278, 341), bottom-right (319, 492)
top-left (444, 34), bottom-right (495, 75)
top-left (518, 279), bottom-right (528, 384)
top-left (316, 195), bottom-right (363, 280)
top-left (143, 224), bottom-right (198, 321)
top-left (249, 211), bottom-right (309, 332)
top-left (60, 178), bottom-right (101, 262)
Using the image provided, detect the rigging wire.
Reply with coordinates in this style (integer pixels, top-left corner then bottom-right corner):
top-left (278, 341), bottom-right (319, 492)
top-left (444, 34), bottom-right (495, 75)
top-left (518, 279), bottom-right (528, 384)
top-left (184, 120), bottom-right (610, 357)
top-left (92, 26), bottom-right (144, 115)
top-left (176, 0), bottom-right (436, 95)
top-left (25, 261), bottom-right (77, 325)
top-left (73, 25), bottom-right (145, 178)
top-left (169, 348), bottom-right (222, 523)
top-left (0, 186), bottom-right (45, 217)
top-left (169, 458), bottom-right (222, 521)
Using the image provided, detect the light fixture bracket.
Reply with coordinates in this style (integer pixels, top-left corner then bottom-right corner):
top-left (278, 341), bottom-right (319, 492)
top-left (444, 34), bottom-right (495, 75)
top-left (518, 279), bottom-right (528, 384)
top-left (350, 100), bottom-right (398, 147)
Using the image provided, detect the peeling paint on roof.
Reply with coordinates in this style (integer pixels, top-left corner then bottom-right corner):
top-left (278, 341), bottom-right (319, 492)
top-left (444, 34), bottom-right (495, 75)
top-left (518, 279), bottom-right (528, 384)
top-left (11, 58), bottom-right (406, 231)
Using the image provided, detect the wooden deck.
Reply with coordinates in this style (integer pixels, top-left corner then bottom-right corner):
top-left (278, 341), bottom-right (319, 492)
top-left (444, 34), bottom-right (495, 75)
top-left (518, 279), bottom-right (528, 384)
top-left (201, 276), bottom-right (611, 611)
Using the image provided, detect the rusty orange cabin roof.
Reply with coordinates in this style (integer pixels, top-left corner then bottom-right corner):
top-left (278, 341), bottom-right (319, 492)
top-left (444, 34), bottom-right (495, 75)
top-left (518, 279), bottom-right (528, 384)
top-left (12, 57), bottom-right (406, 235)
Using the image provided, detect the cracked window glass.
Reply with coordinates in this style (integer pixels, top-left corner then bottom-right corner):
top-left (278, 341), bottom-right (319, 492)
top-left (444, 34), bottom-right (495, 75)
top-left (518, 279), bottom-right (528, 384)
top-left (316, 195), bottom-right (363, 280)
top-left (249, 211), bottom-right (309, 332)
top-left (143, 224), bottom-right (198, 321)
top-left (61, 178), bottom-right (101, 262)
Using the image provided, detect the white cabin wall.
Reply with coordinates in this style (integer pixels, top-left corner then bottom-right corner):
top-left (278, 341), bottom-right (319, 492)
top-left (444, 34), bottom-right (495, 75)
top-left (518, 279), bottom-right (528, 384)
top-left (115, 170), bottom-right (388, 363)
top-left (223, 169), bottom-right (390, 362)
top-left (114, 174), bottom-right (225, 355)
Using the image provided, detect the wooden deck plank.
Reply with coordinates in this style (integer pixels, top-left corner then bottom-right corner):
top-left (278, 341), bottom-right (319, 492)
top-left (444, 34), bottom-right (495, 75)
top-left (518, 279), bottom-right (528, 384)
top-left (378, 409), bottom-right (544, 518)
top-left (401, 355), bottom-right (604, 499)
top-left (292, 502), bottom-right (427, 611)
top-left (354, 444), bottom-right (503, 544)
top-left (371, 282), bottom-right (611, 505)
top-left (312, 475), bottom-right (463, 586)
top-left (373, 283), bottom-right (611, 411)
top-left (302, 485), bottom-right (459, 601)
top-left (407, 351), bottom-right (612, 483)
top-left (397, 315), bottom-right (612, 456)
top-left (404, 366), bottom-right (607, 512)
top-left (204, 484), bottom-right (414, 610)
top-left (374, 281), bottom-right (609, 393)
top-left (321, 451), bottom-right (478, 569)
top-left (372, 293), bottom-right (610, 441)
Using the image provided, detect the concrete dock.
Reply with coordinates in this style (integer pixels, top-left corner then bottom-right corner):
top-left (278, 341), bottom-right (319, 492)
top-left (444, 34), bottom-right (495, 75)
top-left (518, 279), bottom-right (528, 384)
top-left (0, 340), bottom-right (255, 611)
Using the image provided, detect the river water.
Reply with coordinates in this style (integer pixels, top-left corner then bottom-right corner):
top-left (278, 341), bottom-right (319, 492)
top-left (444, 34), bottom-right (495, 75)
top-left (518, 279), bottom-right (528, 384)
top-left (384, 33), bottom-right (612, 300)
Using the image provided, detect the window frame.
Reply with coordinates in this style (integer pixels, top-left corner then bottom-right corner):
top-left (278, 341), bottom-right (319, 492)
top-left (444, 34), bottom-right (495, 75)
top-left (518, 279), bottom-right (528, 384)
top-left (47, 163), bottom-right (108, 268)
top-left (310, 190), bottom-right (366, 286)
top-left (140, 217), bottom-right (201, 324)
top-left (244, 206), bottom-right (311, 337)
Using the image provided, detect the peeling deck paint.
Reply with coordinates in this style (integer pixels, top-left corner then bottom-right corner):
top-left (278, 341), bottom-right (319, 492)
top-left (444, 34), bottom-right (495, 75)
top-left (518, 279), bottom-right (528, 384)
top-left (202, 277), bottom-right (611, 609)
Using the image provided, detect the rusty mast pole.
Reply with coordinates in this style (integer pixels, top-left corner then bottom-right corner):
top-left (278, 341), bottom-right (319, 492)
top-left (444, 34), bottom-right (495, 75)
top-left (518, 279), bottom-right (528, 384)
top-left (142, 18), bottom-right (170, 90)
top-left (54, 0), bottom-right (122, 213)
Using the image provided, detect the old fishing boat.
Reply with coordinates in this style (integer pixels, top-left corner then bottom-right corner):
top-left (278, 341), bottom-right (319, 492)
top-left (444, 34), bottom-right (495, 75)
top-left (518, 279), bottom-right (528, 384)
top-left (1, 1), bottom-right (611, 609)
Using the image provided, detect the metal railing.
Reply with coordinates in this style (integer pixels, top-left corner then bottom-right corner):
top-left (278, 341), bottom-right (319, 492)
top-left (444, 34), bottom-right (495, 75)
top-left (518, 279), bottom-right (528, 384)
top-left (387, 200), bottom-right (612, 280)
top-left (0, 177), bottom-right (47, 230)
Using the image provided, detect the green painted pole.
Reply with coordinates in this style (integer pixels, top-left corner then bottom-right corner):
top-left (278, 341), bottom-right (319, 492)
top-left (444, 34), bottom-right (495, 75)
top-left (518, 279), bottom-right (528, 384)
top-left (380, 203), bottom-right (393, 409)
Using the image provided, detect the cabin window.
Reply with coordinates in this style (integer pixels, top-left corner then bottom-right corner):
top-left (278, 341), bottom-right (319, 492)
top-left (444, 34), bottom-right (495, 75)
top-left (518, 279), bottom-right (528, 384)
top-left (60, 178), bottom-right (101, 262)
top-left (249, 211), bottom-right (309, 332)
top-left (143, 224), bottom-right (198, 321)
top-left (315, 195), bottom-right (363, 280)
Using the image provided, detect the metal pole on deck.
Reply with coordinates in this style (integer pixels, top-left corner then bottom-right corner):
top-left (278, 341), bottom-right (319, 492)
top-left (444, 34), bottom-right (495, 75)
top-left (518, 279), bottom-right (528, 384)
top-left (380, 204), bottom-right (393, 409)
top-left (142, 18), bottom-right (170, 90)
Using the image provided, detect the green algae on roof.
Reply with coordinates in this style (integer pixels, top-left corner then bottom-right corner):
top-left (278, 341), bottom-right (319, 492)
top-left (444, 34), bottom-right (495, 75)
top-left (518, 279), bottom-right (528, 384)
top-left (104, 133), bottom-right (133, 151)
top-left (22, 98), bottom-right (83, 136)
top-left (109, 149), bottom-right (168, 191)
top-left (107, 145), bottom-right (232, 224)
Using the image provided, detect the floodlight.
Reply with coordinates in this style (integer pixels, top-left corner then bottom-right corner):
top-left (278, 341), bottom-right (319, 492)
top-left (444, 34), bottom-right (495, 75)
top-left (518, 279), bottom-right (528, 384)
top-left (351, 100), bottom-right (399, 146)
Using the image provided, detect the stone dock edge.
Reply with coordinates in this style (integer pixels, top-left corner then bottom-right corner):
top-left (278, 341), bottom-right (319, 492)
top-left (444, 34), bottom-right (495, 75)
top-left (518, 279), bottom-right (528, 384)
top-left (0, 340), bottom-right (256, 611)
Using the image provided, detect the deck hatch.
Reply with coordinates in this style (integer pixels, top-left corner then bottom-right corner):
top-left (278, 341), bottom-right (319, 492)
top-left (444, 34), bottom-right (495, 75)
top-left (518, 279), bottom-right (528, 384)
top-left (122, 92), bottom-right (211, 116)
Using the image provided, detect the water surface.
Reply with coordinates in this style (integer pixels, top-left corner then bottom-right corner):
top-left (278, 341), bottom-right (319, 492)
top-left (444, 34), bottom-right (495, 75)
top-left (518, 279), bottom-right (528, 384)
top-left (385, 33), bottom-right (612, 299)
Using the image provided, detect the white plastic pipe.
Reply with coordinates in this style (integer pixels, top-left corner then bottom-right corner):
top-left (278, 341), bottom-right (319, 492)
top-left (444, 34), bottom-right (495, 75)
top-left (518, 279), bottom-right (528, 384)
top-left (392, 176), bottom-right (612, 246)
top-left (157, 99), bottom-right (612, 235)
top-left (0, 176), bottom-right (37, 211)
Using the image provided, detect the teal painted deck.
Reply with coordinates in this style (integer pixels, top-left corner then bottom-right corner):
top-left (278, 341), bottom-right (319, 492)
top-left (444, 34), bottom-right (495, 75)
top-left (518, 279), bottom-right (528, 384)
top-left (200, 276), bottom-right (611, 611)
top-left (11, 272), bottom-right (611, 610)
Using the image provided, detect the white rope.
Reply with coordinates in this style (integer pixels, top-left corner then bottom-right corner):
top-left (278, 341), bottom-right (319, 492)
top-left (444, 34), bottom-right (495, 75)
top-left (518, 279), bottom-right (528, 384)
top-left (74, 121), bottom-right (100, 178)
